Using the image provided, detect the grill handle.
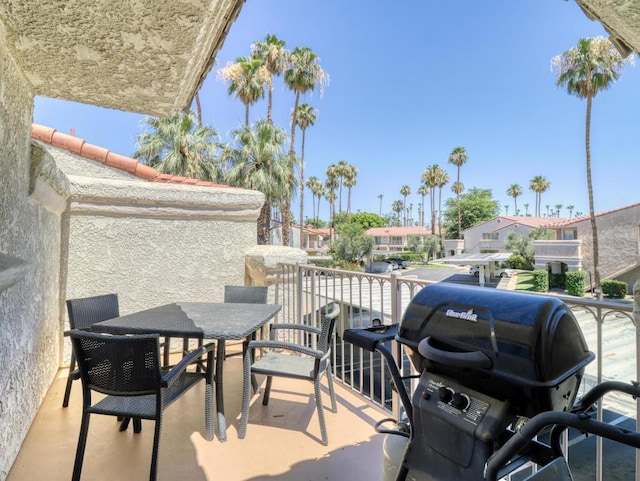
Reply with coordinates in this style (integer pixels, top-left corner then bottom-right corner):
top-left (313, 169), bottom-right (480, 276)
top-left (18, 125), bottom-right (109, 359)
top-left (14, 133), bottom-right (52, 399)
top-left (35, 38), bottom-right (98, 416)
top-left (419, 336), bottom-right (492, 369)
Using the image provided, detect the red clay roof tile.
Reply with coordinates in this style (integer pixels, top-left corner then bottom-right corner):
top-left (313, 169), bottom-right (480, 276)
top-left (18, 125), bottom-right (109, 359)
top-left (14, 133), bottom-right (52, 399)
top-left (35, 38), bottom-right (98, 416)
top-left (31, 123), bottom-right (231, 189)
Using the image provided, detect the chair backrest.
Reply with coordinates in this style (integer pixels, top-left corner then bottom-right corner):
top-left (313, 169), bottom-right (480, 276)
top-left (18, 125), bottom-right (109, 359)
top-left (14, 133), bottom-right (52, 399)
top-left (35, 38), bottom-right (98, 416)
top-left (224, 285), bottom-right (268, 304)
top-left (318, 303), bottom-right (340, 353)
top-left (69, 330), bottom-right (161, 396)
top-left (66, 294), bottom-right (120, 330)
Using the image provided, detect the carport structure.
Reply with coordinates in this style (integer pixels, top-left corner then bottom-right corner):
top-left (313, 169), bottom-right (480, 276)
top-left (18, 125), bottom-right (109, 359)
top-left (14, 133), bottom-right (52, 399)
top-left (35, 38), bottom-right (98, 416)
top-left (439, 252), bottom-right (512, 286)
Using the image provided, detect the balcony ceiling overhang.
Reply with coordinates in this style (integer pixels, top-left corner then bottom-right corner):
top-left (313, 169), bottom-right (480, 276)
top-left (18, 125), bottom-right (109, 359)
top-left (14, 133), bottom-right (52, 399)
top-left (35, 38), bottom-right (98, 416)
top-left (0, 0), bottom-right (244, 117)
top-left (576, 0), bottom-right (640, 57)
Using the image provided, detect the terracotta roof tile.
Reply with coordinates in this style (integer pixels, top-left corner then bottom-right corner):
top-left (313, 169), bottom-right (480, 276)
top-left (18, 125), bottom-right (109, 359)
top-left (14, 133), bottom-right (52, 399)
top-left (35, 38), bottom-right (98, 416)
top-left (30, 123), bottom-right (231, 189)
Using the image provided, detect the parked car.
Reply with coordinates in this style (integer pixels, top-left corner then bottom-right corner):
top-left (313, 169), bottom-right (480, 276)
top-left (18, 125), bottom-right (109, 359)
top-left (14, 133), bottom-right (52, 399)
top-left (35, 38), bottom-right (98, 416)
top-left (387, 258), bottom-right (411, 269)
top-left (469, 265), bottom-right (514, 278)
top-left (382, 259), bottom-right (399, 270)
top-left (365, 262), bottom-right (393, 274)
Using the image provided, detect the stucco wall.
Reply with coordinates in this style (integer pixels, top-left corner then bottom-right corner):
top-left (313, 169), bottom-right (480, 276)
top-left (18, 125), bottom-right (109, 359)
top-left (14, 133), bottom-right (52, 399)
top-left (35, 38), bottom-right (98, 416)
top-left (0, 34), bottom-right (63, 481)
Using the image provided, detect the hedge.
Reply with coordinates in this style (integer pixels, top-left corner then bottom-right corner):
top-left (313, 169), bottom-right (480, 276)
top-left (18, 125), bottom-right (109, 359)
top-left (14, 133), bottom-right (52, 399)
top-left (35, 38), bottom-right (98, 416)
top-left (602, 279), bottom-right (628, 299)
top-left (565, 271), bottom-right (586, 296)
top-left (532, 270), bottom-right (548, 292)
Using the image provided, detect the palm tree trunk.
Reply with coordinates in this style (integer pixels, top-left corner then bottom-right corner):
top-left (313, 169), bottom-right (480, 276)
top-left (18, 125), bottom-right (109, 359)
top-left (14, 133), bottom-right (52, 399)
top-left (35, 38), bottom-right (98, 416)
top-left (438, 187), bottom-right (444, 255)
top-left (430, 191), bottom-right (436, 236)
top-left (299, 129), bottom-right (306, 247)
top-left (290, 92), bottom-right (300, 154)
top-left (267, 86), bottom-right (274, 124)
top-left (347, 187), bottom-right (352, 216)
top-left (195, 92), bottom-right (202, 127)
top-left (585, 95), bottom-right (601, 295)
top-left (245, 104), bottom-right (250, 128)
top-left (456, 166), bottom-right (461, 238)
top-left (257, 202), bottom-right (270, 245)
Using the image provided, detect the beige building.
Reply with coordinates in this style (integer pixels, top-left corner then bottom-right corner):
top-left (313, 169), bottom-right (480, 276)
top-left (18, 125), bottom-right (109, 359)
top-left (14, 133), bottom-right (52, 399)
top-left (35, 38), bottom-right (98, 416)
top-left (366, 226), bottom-right (437, 251)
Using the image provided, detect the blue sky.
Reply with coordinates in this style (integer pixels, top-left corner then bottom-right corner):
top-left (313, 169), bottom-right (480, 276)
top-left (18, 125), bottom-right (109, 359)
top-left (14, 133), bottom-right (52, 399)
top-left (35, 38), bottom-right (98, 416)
top-left (34, 1), bottom-right (639, 223)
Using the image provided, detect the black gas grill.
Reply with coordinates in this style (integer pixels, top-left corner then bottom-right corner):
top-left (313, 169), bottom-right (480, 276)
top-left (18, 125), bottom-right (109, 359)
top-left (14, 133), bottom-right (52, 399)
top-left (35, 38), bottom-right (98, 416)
top-left (345, 284), bottom-right (598, 481)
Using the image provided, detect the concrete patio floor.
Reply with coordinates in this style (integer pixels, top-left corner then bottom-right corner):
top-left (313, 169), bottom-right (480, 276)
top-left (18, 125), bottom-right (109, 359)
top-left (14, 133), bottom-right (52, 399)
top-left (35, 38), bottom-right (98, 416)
top-left (7, 353), bottom-right (387, 481)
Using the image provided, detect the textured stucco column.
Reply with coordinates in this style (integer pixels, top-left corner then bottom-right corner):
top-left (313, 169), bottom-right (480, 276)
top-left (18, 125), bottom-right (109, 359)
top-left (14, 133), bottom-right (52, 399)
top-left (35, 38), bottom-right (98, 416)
top-left (245, 245), bottom-right (308, 287)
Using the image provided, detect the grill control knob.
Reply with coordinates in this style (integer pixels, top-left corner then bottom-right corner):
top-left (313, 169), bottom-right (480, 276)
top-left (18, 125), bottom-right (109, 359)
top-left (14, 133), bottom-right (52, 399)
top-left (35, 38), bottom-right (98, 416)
top-left (438, 387), bottom-right (453, 403)
top-left (451, 393), bottom-right (470, 411)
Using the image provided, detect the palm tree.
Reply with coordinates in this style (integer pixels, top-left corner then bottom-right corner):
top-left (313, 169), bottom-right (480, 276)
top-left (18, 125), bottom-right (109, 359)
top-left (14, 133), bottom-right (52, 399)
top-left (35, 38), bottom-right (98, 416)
top-left (552, 36), bottom-right (631, 295)
top-left (567, 204), bottom-right (575, 218)
top-left (448, 146), bottom-right (469, 238)
top-left (529, 175), bottom-right (550, 217)
top-left (334, 160), bottom-right (350, 214)
top-left (218, 56), bottom-right (269, 127)
top-left (306, 176), bottom-right (323, 226)
top-left (450, 181), bottom-right (464, 236)
top-left (421, 165), bottom-right (439, 235)
top-left (344, 165), bottom-right (358, 216)
top-left (251, 34), bottom-right (288, 124)
top-left (377, 194), bottom-right (383, 216)
top-left (504, 205), bottom-right (509, 215)
top-left (434, 167), bottom-right (449, 249)
top-left (554, 204), bottom-right (563, 217)
top-left (506, 184), bottom-right (523, 216)
top-left (223, 120), bottom-right (290, 245)
top-left (417, 185), bottom-right (428, 226)
top-left (545, 205), bottom-right (550, 217)
top-left (133, 110), bottom-right (220, 181)
top-left (524, 203), bottom-right (530, 216)
top-left (325, 170), bottom-right (339, 238)
top-left (293, 103), bottom-right (318, 245)
top-left (392, 200), bottom-right (404, 226)
top-left (400, 185), bottom-right (411, 226)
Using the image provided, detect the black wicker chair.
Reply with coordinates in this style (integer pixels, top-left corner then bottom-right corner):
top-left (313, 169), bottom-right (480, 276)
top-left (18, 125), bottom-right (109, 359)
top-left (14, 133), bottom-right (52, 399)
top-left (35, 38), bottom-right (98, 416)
top-left (239, 303), bottom-right (340, 445)
top-left (63, 294), bottom-right (120, 407)
top-left (68, 330), bottom-right (215, 481)
top-left (223, 285), bottom-right (268, 359)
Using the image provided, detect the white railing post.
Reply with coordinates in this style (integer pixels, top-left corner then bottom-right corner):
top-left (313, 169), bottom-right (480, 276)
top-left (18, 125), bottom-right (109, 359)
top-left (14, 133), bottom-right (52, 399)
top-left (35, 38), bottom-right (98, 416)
top-left (390, 271), bottom-right (402, 420)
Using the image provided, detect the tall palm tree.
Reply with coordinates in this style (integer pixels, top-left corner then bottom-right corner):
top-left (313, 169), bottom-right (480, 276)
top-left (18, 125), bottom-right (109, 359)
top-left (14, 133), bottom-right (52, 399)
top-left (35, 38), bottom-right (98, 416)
top-left (554, 204), bottom-right (563, 217)
top-left (447, 146), bottom-right (469, 238)
top-left (506, 184), bottom-right (523, 216)
top-left (331, 160), bottom-right (350, 214)
top-left (344, 164), bottom-right (358, 216)
top-left (524, 203), bottom-right (530, 216)
top-left (223, 120), bottom-right (290, 245)
top-left (293, 103), bottom-right (318, 244)
top-left (325, 170), bottom-right (339, 238)
top-left (306, 176), bottom-right (323, 226)
top-left (567, 204), bottom-right (575, 218)
top-left (377, 194), bottom-right (383, 216)
top-left (400, 185), bottom-right (411, 226)
top-left (504, 205), bottom-right (509, 215)
top-left (391, 200), bottom-right (404, 226)
top-left (552, 36), bottom-right (631, 295)
top-left (218, 56), bottom-right (269, 127)
top-left (421, 165), bottom-right (439, 235)
top-left (133, 110), bottom-right (220, 181)
top-left (434, 167), bottom-right (450, 249)
top-left (529, 175), bottom-right (550, 217)
top-left (417, 185), bottom-right (428, 226)
top-left (251, 34), bottom-right (288, 124)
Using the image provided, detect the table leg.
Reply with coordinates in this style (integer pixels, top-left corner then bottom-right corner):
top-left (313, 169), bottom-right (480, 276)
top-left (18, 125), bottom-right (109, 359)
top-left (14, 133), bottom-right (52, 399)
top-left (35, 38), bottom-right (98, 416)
top-left (215, 340), bottom-right (227, 442)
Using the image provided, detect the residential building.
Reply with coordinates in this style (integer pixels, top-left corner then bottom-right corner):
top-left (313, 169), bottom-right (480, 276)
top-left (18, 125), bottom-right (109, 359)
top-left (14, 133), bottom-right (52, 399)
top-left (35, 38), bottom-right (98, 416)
top-left (365, 226), bottom-right (436, 251)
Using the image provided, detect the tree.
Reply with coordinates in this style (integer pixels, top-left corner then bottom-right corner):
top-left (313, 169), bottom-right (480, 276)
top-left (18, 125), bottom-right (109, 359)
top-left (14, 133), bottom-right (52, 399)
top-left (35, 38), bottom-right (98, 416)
top-left (434, 167), bottom-right (450, 252)
top-left (218, 56), bottom-right (269, 127)
top-left (421, 165), bottom-right (439, 235)
top-left (325, 173), bottom-right (338, 238)
top-left (347, 212), bottom-right (386, 230)
top-left (400, 185), bottom-right (411, 226)
top-left (417, 185), bottom-right (428, 226)
top-left (251, 34), bottom-right (288, 124)
top-left (443, 188), bottom-right (500, 238)
top-left (408, 235), bottom-right (440, 263)
top-left (552, 36), bottom-right (633, 295)
top-left (293, 103), bottom-right (318, 245)
top-left (567, 204), bottom-right (575, 218)
top-left (391, 200), bottom-right (404, 226)
top-left (554, 204), bottom-right (563, 217)
top-left (331, 221), bottom-right (374, 265)
top-left (133, 110), bottom-right (220, 181)
top-left (524, 203), bottom-right (530, 216)
top-left (223, 120), bottom-right (291, 245)
top-left (505, 227), bottom-right (554, 268)
top-left (506, 184), bottom-right (523, 215)
top-left (306, 176), bottom-right (324, 226)
top-left (448, 146), bottom-right (469, 237)
top-left (377, 194), bottom-right (383, 216)
top-left (334, 160), bottom-right (350, 214)
top-left (344, 164), bottom-right (358, 216)
top-left (529, 175), bottom-right (550, 217)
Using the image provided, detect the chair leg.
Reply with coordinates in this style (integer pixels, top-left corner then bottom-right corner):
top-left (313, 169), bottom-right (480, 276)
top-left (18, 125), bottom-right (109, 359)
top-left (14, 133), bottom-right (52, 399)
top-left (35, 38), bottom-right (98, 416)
top-left (314, 379), bottom-right (329, 446)
top-left (262, 376), bottom-right (273, 405)
top-left (133, 418), bottom-right (142, 433)
top-left (163, 337), bottom-right (171, 366)
top-left (72, 411), bottom-right (91, 481)
top-left (326, 369), bottom-right (338, 413)
top-left (238, 353), bottom-right (252, 439)
top-left (62, 355), bottom-right (76, 408)
top-left (149, 416), bottom-right (162, 481)
top-left (205, 349), bottom-right (215, 441)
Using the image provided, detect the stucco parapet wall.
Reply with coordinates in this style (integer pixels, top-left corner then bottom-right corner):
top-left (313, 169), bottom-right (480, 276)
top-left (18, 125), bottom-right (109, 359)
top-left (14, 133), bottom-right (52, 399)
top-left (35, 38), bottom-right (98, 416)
top-left (245, 246), bottom-right (308, 286)
top-left (30, 142), bottom-right (264, 220)
top-left (0, 252), bottom-right (30, 292)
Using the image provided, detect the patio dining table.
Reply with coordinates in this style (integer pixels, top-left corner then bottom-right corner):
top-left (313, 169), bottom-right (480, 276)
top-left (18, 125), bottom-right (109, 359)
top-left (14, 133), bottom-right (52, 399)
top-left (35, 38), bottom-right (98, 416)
top-left (92, 301), bottom-right (281, 442)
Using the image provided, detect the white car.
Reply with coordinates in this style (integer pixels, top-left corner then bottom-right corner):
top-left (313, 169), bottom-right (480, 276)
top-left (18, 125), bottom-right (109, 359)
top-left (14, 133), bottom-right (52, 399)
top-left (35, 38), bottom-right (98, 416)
top-left (469, 266), bottom-right (514, 278)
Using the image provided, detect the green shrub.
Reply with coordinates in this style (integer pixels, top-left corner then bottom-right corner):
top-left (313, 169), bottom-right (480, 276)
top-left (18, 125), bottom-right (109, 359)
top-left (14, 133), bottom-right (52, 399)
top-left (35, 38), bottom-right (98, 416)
top-left (310, 259), bottom-right (334, 268)
top-left (565, 271), bottom-right (586, 296)
top-left (549, 273), bottom-right (566, 289)
top-left (508, 254), bottom-right (532, 270)
top-left (532, 270), bottom-right (548, 292)
top-left (602, 279), bottom-right (628, 299)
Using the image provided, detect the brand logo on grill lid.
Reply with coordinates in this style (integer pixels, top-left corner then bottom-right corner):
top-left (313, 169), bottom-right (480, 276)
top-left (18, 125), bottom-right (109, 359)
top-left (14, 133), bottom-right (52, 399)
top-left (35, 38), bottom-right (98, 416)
top-left (445, 308), bottom-right (478, 322)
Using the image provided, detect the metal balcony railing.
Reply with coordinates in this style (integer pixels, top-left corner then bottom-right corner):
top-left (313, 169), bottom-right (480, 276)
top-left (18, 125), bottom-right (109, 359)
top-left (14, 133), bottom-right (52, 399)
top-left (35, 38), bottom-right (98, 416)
top-left (273, 262), bottom-right (638, 481)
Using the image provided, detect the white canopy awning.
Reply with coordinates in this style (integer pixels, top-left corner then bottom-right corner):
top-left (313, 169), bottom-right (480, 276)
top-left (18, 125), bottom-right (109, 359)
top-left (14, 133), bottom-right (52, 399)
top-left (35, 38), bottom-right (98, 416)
top-left (439, 252), bottom-right (512, 266)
